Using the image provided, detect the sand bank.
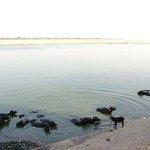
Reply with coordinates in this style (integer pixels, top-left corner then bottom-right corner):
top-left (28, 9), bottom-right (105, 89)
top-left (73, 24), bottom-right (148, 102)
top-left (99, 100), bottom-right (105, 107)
top-left (0, 38), bottom-right (150, 46)
top-left (33, 117), bottom-right (150, 150)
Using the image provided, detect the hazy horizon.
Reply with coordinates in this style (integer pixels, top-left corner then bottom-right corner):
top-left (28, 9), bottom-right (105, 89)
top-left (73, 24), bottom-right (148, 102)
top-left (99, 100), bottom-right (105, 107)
top-left (0, 0), bottom-right (150, 40)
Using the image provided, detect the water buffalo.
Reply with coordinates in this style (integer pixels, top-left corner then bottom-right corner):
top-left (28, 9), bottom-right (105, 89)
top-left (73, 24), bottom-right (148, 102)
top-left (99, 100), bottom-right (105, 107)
top-left (31, 122), bottom-right (50, 132)
top-left (8, 110), bottom-right (17, 117)
top-left (0, 114), bottom-right (10, 125)
top-left (96, 106), bottom-right (116, 114)
top-left (19, 114), bottom-right (25, 118)
top-left (40, 118), bottom-right (57, 128)
top-left (109, 116), bottom-right (124, 129)
top-left (137, 90), bottom-right (150, 96)
top-left (71, 116), bottom-right (101, 126)
top-left (16, 120), bottom-right (29, 128)
top-left (0, 110), bottom-right (17, 125)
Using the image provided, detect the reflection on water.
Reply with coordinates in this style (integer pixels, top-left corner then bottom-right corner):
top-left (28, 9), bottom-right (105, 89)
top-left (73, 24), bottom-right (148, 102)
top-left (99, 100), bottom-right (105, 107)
top-left (0, 44), bottom-right (150, 144)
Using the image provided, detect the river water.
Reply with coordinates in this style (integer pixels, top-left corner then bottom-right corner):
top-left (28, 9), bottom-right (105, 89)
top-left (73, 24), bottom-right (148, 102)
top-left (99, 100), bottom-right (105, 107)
top-left (0, 44), bottom-right (150, 144)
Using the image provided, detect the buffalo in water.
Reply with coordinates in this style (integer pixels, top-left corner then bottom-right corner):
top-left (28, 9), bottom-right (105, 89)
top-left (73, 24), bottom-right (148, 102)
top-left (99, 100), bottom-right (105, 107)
top-left (96, 106), bottom-right (116, 114)
top-left (71, 116), bottom-right (101, 126)
top-left (0, 110), bottom-right (17, 125)
top-left (137, 90), bottom-right (150, 96)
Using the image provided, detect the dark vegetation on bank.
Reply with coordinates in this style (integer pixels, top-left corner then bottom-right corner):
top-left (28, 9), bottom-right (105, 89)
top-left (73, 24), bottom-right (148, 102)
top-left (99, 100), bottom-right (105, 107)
top-left (0, 140), bottom-right (39, 150)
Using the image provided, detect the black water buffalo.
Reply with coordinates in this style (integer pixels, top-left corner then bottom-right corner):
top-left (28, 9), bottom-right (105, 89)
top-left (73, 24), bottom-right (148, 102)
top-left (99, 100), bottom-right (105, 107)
top-left (137, 90), bottom-right (150, 96)
top-left (0, 114), bottom-right (10, 125)
top-left (31, 122), bottom-right (50, 132)
top-left (71, 116), bottom-right (101, 126)
top-left (0, 110), bottom-right (17, 125)
top-left (19, 114), bottom-right (25, 118)
top-left (96, 106), bottom-right (116, 114)
top-left (16, 120), bottom-right (30, 128)
top-left (8, 110), bottom-right (17, 117)
top-left (40, 118), bottom-right (57, 128)
top-left (109, 116), bottom-right (124, 129)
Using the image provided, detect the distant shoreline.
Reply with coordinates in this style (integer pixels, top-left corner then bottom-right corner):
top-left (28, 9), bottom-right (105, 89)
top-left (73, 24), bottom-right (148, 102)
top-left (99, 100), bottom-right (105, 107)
top-left (0, 38), bottom-right (150, 45)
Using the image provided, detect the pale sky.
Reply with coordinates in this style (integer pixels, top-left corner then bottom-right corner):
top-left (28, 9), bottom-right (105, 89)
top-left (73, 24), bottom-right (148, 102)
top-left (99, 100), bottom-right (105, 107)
top-left (0, 0), bottom-right (150, 40)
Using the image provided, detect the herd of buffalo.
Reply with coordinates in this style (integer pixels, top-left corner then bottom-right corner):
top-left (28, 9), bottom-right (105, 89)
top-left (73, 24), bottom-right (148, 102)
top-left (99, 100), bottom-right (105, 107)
top-left (0, 90), bottom-right (148, 133)
top-left (0, 106), bottom-right (123, 133)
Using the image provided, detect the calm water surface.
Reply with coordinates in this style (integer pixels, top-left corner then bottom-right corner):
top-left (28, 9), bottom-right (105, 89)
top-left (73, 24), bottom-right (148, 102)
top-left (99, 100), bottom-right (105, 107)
top-left (0, 44), bottom-right (150, 145)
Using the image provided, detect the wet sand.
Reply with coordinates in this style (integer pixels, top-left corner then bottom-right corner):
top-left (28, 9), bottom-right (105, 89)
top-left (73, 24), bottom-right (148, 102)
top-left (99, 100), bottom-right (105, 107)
top-left (33, 117), bottom-right (150, 150)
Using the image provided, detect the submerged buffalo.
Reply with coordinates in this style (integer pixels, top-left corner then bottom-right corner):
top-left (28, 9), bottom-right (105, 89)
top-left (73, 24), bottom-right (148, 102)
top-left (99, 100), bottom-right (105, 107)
top-left (137, 90), bottom-right (150, 96)
top-left (0, 110), bottom-right (17, 125)
top-left (8, 110), bottom-right (17, 117)
top-left (19, 114), bottom-right (25, 118)
top-left (0, 114), bottom-right (10, 125)
top-left (71, 116), bottom-right (101, 126)
top-left (96, 107), bottom-right (116, 114)
top-left (31, 119), bottom-right (57, 132)
top-left (16, 120), bottom-right (30, 128)
top-left (40, 118), bottom-right (57, 128)
top-left (31, 122), bottom-right (50, 132)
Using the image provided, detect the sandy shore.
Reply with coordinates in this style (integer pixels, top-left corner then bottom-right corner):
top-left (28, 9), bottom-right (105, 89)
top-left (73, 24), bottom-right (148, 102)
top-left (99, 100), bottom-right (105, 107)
top-left (0, 38), bottom-right (150, 45)
top-left (33, 117), bottom-right (150, 150)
